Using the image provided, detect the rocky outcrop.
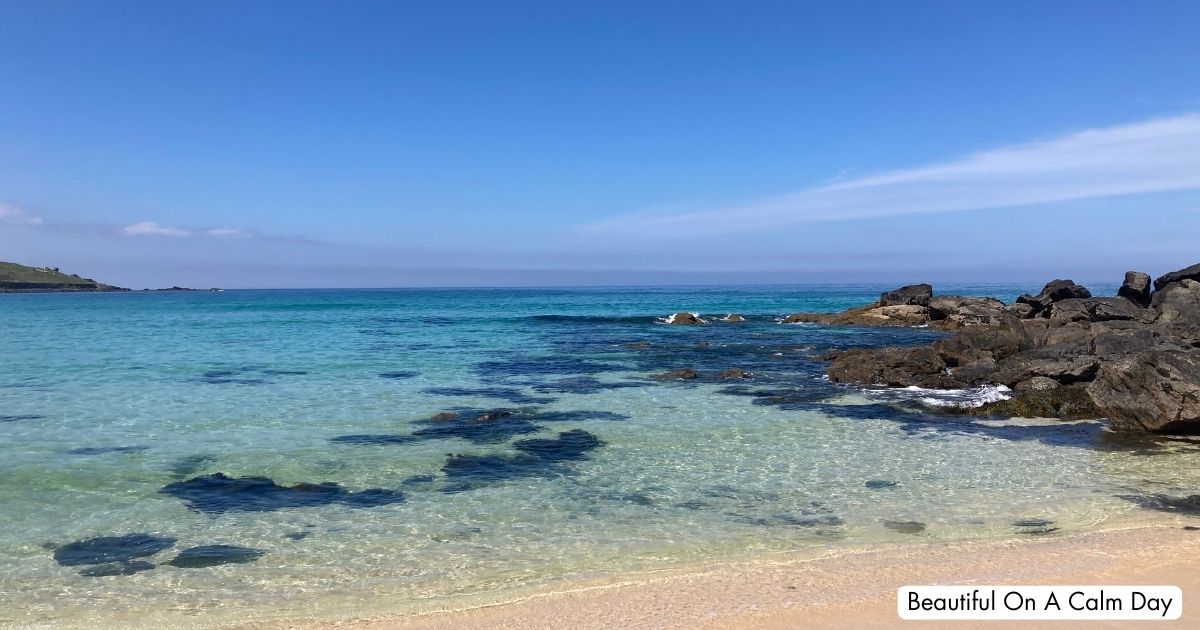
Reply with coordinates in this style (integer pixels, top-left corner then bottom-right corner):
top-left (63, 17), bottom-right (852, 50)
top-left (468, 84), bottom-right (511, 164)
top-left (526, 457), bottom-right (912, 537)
top-left (880, 284), bottom-right (932, 307)
top-left (783, 304), bottom-right (929, 327)
top-left (721, 314), bottom-right (746, 322)
top-left (1016, 279), bottom-right (1092, 316)
top-left (1087, 349), bottom-right (1200, 433)
top-left (1151, 279), bottom-right (1200, 345)
top-left (653, 368), bottom-right (697, 380)
top-left (666, 312), bottom-right (704, 325)
top-left (1153, 262), bottom-right (1200, 291)
top-left (814, 263), bottom-right (1200, 434)
top-left (1119, 271), bottom-right (1152, 307)
top-left (929, 296), bottom-right (1007, 329)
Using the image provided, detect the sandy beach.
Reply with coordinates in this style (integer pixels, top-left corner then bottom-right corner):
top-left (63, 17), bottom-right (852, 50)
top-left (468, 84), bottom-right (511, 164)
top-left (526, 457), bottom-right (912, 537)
top-left (248, 524), bottom-right (1200, 630)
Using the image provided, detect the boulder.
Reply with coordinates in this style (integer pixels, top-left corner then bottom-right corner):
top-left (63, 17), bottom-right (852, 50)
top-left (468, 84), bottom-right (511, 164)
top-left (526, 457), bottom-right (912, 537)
top-left (666, 312), bottom-right (703, 325)
top-left (1004, 302), bottom-right (1035, 319)
top-left (653, 368), bottom-right (697, 380)
top-left (1151, 279), bottom-right (1200, 345)
top-left (880, 284), bottom-right (933, 307)
top-left (933, 327), bottom-right (1022, 366)
top-left (1087, 349), bottom-right (1200, 433)
top-left (721, 313), bottom-right (746, 322)
top-left (1153, 262), bottom-right (1200, 291)
top-left (991, 355), bottom-right (1100, 386)
top-left (827, 346), bottom-right (957, 388)
top-left (1118, 271), bottom-right (1152, 307)
top-left (716, 368), bottom-right (751, 380)
top-left (928, 296), bottom-right (1007, 329)
top-left (1015, 376), bottom-right (1060, 393)
top-left (971, 384), bottom-right (1099, 420)
top-left (1046, 297), bottom-right (1156, 325)
top-left (1091, 325), bottom-right (1157, 355)
top-left (1017, 280), bottom-right (1092, 316)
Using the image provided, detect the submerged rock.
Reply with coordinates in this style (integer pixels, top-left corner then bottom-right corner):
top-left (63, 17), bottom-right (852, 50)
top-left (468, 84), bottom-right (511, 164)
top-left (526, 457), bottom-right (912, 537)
top-left (54, 534), bottom-right (177, 566)
top-left (160, 473), bottom-right (405, 513)
top-left (883, 520), bottom-right (926, 534)
top-left (166, 545), bottom-right (264, 568)
top-left (666, 312), bottom-right (704, 325)
top-left (653, 368), bottom-right (698, 380)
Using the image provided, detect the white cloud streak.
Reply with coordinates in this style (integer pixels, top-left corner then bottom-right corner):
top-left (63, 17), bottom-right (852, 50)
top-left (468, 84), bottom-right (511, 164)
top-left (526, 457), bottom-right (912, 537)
top-left (584, 112), bottom-right (1200, 237)
top-left (123, 221), bottom-right (193, 237)
top-left (0, 202), bottom-right (44, 225)
top-left (206, 227), bottom-right (251, 238)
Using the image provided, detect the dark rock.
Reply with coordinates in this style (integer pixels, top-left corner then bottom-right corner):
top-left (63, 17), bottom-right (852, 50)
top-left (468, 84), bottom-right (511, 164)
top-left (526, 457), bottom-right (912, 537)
top-left (0, 414), bottom-right (45, 422)
top-left (1151, 279), bottom-right (1200, 345)
top-left (928, 296), bottom-right (1006, 329)
top-left (721, 313), bottom-right (746, 322)
top-left (1087, 349), bottom-right (1200, 433)
top-left (160, 473), bottom-right (405, 513)
top-left (883, 520), bottom-right (926, 534)
top-left (1120, 493), bottom-right (1200, 515)
top-left (67, 446), bottom-right (148, 456)
top-left (1013, 519), bottom-right (1059, 535)
top-left (1014, 376), bottom-right (1059, 393)
top-left (166, 545), bottom-right (264, 568)
top-left (1017, 279), bottom-right (1092, 315)
top-left (970, 384), bottom-right (1099, 420)
top-left (865, 480), bottom-right (898, 489)
top-left (54, 534), bottom-right (177, 566)
top-left (716, 368), bottom-right (751, 380)
top-left (512, 429), bottom-right (605, 462)
top-left (653, 368), bottom-right (697, 380)
top-left (379, 371), bottom-right (418, 380)
top-left (1047, 297), bottom-right (1155, 325)
top-left (828, 346), bottom-right (955, 388)
top-left (1091, 326), bottom-right (1156, 355)
top-left (991, 355), bottom-right (1100, 386)
top-left (667, 312), bottom-right (703, 325)
top-left (1004, 302), bottom-right (1035, 319)
top-left (1153, 262), bottom-right (1200, 291)
top-left (1119, 271), bottom-right (1152, 307)
top-left (933, 327), bottom-right (1022, 366)
top-left (880, 284), bottom-right (933, 307)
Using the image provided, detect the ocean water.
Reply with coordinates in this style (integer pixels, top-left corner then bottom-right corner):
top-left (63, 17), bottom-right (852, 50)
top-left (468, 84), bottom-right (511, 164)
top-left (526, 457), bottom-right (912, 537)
top-left (2, 284), bottom-right (1197, 627)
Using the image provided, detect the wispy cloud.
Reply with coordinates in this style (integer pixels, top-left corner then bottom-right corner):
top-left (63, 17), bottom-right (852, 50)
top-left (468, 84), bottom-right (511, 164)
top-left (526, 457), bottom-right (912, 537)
top-left (123, 221), bottom-right (192, 237)
top-left (205, 227), bottom-right (251, 238)
top-left (584, 112), bottom-right (1200, 237)
top-left (0, 202), bottom-right (44, 225)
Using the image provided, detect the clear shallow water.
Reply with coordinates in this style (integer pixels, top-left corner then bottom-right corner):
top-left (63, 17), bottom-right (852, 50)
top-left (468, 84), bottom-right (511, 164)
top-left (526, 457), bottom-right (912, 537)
top-left (3, 284), bottom-right (1197, 627)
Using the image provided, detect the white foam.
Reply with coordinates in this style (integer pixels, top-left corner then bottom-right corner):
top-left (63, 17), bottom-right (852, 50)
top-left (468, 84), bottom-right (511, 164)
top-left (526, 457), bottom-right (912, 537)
top-left (865, 384), bottom-right (1012, 409)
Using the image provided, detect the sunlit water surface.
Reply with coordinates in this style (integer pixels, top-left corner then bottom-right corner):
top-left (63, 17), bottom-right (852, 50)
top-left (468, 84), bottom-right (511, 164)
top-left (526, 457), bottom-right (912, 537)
top-left (3, 285), bottom-right (1197, 627)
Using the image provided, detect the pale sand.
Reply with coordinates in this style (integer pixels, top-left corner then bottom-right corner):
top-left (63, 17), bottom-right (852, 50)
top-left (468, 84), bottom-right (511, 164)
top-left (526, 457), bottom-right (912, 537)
top-left (245, 524), bottom-right (1200, 630)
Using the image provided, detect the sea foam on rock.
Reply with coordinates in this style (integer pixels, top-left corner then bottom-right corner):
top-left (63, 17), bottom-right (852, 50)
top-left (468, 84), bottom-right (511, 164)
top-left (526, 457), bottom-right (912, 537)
top-left (816, 262), bottom-right (1200, 434)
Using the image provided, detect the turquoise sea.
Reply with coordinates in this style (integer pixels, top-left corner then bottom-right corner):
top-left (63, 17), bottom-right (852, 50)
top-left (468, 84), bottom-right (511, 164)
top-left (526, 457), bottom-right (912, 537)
top-left (2, 284), bottom-right (1197, 628)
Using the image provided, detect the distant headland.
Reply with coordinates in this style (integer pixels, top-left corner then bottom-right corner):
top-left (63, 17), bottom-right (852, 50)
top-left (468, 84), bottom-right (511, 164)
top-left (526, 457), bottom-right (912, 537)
top-left (0, 261), bottom-right (219, 293)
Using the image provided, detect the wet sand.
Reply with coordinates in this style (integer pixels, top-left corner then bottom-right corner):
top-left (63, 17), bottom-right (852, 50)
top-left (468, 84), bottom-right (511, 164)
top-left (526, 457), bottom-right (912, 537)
top-left (246, 525), bottom-right (1200, 630)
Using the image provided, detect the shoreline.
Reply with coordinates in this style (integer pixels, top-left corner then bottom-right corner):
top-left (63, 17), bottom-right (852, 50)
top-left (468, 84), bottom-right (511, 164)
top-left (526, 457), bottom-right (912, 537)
top-left (234, 523), bottom-right (1200, 630)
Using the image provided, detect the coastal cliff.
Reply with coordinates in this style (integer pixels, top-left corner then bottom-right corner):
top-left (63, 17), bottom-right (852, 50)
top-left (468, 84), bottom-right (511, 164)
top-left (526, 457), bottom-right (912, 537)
top-left (792, 263), bottom-right (1200, 434)
top-left (0, 261), bottom-right (128, 293)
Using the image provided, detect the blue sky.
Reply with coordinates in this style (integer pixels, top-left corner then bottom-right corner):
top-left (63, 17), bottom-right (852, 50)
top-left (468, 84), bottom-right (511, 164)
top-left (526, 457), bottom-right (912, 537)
top-left (1, 0), bottom-right (1199, 288)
